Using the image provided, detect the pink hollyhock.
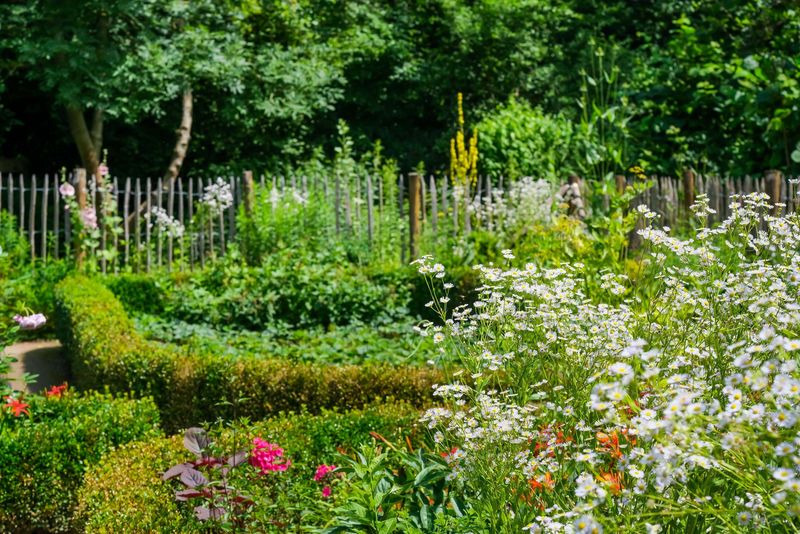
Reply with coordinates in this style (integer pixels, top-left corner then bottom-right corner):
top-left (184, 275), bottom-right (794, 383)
top-left (321, 486), bottom-right (332, 498)
top-left (314, 464), bottom-right (337, 482)
top-left (250, 437), bottom-right (290, 474)
top-left (80, 207), bottom-right (98, 230)
top-left (59, 182), bottom-right (75, 198)
top-left (13, 313), bottom-right (47, 331)
top-left (97, 164), bottom-right (109, 177)
top-left (4, 396), bottom-right (30, 417)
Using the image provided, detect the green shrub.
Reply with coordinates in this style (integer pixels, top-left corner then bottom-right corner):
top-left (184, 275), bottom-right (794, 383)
top-left (1, 258), bottom-right (71, 337)
top-left (162, 252), bottom-right (413, 330)
top-left (55, 275), bottom-right (442, 431)
top-left (0, 392), bottom-right (161, 533)
top-left (102, 273), bottom-right (165, 315)
top-left (75, 403), bottom-right (422, 533)
top-left (0, 211), bottom-right (27, 275)
top-left (476, 97), bottom-right (575, 181)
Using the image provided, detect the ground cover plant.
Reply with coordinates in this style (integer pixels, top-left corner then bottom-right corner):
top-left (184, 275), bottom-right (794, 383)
top-left (134, 314), bottom-right (434, 366)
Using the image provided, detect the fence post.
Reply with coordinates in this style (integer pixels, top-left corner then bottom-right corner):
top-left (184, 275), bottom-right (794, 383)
top-left (29, 175), bottom-right (37, 260)
top-left (243, 170), bottom-right (255, 216)
top-left (408, 172), bottom-right (421, 260)
top-left (683, 169), bottom-right (696, 214)
top-left (75, 168), bottom-right (87, 267)
top-left (615, 174), bottom-right (626, 194)
top-left (366, 174), bottom-right (374, 246)
top-left (765, 169), bottom-right (783, 215)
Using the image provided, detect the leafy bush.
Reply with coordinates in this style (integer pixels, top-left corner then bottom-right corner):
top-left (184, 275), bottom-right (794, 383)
top-left (162, 252), bottom-right (413, 330)
top-left (0, 259), bottom-right (71, 337)
top-left (0, 392), bottom-right (161, 533)
top-left (0, 211), bottom-right (27, 275)
top-left (476, 98), bottom-right (574, 181)
top-left (55, 276), bottom-right (442, 431)
top-left (103, 273), bottom-right (165, 315)
top-left (75, 404), bottom-right (421, 532)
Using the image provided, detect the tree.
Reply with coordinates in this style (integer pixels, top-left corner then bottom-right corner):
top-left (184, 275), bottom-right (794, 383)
top-left (1, 0), bottom-right (158, 175)
top-left (1, 0), bottom-right (250, 180)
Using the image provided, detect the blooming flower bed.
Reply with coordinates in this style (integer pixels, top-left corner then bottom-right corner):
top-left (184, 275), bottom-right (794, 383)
top-left (407, 193), bottom-right (800, 532)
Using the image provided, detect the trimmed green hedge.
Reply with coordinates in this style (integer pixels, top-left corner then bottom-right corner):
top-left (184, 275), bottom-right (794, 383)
top-left (0, 392), bottom-right (161, 533)
top-left (55, 275), bottom-right (441, 430)
top-left (75, 403), bottom-right (421, 533)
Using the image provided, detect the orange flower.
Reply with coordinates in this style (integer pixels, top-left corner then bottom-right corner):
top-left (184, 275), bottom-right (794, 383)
top-left (596, 431), bottom-right (622, 458)
top-left (528, 472), bottom-right (555, 492)
top-left (4, 396), bottom-right (30, 417)
top-left (598, 471), bottom-right (624, 494)
top-left (440, 447), bottom-right (459, 458)
top-left (596, 429), bottom-right (636, 459)
top-left (46, 383), bottom-right (68, 398)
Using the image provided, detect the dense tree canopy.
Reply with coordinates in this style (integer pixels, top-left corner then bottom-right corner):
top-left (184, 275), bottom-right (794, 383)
top-left (0, 0), bottom-right (797, 177)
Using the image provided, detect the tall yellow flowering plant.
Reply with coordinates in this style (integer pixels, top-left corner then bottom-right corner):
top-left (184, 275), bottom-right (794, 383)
top-left (449, 93), bottom-right (478, 231)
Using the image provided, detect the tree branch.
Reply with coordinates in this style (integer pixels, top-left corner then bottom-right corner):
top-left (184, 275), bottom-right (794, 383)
top-left (163, 88), bottom-right (193, 182)
top-left (126, 88), bottom-right (194, 228)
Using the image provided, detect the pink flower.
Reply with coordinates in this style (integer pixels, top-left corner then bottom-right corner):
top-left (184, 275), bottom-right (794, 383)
top-left (59, 182), bottom-right (75, 198)
top-left (321, 486), bottom-right (332, 498)
top-left (97, 164), bottom-right (109, 177)
top-left (250, 437), bottom-right (290, 474)
top-left (13, 313), bottom-right (47, 331)
top-left (80, 207), bottom-right (97, 230)
top-left (314, 464), bottom-right (337, 482)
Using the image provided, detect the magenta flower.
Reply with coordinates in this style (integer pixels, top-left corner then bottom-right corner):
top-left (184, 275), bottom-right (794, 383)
top-left (97, 164), bottom-right (109, 177)
top-left (59, 182), bottom-right (75, 198)
top-left (80, 207), bottom-right (97, 230)
top-left (13, 313), bottom-right (47, 331)
top-left (314, 464), bottom-right (337, 482)
top-left (250, 437), bottom-right (290, 474)
top-left (321, 486), bottom-right (332, 498)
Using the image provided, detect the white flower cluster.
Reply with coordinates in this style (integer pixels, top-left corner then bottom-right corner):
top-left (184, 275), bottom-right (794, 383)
top-left (201, 178), bottom-right (234, 214)
top-left (147, 207), bottom-right (184, 238)
top-left (420, 193), bottom-right (800, 532)
top-left (269, 185), bottom-right (308, 210)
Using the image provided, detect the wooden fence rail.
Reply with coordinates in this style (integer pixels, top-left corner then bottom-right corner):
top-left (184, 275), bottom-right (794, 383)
top-left (0, 170), bottom-right (796, 271)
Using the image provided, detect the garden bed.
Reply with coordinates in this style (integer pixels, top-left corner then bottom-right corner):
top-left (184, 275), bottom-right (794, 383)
top-left (75, 403), bottom-right (421, 532)
top-left (54, 275), bottom-right (442, 431)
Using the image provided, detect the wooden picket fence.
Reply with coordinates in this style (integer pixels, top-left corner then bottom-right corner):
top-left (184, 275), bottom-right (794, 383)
top-left (0, 170), bottom-right (796, 271)
top-left (619, 170), bottom-right (797, 227)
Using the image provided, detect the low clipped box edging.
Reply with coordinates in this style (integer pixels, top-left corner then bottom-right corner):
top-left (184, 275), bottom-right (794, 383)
top-left (54, 275), bottom-right (442, 430)
top-left (0, 392), bottom-right (161, 533)
top-left (75, 403), bottom-right (421, 533)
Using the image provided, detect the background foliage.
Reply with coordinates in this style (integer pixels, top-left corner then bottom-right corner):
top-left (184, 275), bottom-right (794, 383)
top-left (1, 0), bottom-right (797, 177)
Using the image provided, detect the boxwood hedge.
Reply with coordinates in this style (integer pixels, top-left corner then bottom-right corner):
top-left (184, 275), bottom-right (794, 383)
top-left (54, 275), bottom-right (441, 430)
top-left (0, 392), bottom-right (161, 533)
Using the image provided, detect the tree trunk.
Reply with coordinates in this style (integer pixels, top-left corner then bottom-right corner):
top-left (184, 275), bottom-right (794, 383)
top-left (90, 108), bottom-right (104, 163)
top-left (163, 88), bottom-right (193, 182)
top-left (126, 88), bottom-right (194, 228)
top-left (66, 104), bottom-right (101, 176)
